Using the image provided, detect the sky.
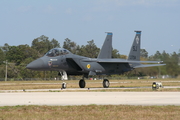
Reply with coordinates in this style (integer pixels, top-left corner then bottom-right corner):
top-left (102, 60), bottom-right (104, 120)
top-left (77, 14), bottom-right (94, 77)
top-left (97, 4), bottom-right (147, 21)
top-left (0, 0), bottom-right (180, 56)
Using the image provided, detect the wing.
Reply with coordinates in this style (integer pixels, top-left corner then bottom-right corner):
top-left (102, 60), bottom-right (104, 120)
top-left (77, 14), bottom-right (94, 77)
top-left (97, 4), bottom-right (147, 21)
top-left (83, 58), bottom-right (164, 64)
top-left (82, 58), bottom-right (165, 68)
top-left (98, 59), bottom-right (164, 64)
top-left (133, 64), bottom-right (166, 68)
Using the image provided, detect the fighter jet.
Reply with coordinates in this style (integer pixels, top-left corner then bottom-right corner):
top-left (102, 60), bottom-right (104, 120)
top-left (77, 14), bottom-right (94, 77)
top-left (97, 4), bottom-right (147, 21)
top-left (26, 31), bottom-right (165, 88)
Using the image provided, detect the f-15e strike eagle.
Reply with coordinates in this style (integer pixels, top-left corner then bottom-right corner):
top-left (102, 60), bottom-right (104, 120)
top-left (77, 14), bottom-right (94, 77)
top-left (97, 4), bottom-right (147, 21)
top-left (26, 31), bottom-right (165, 88)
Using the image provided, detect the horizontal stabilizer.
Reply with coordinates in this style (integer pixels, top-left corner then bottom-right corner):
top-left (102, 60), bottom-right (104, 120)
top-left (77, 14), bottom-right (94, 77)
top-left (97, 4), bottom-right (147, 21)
top-left (134, 64), bottom-right (166, 68)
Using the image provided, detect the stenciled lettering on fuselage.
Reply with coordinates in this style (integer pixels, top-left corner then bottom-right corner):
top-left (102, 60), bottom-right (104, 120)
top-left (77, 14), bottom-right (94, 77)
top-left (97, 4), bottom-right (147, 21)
top-left (50, 59), bottom-right (57, 61)
top-left (52, 65), bottom-right (59, 67)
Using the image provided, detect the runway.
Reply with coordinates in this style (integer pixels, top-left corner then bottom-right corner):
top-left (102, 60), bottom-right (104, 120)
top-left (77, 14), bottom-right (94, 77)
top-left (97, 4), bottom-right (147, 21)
top-left (0, 92), bottom-right (180, 106)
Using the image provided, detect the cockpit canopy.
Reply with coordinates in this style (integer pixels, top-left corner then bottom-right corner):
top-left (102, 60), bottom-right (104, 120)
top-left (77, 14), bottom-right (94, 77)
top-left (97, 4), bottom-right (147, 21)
top-left (45, 48), bottom-right (71, 57)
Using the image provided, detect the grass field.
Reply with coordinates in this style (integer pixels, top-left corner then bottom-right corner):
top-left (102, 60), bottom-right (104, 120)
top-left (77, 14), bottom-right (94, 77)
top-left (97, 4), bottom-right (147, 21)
top-left (0, 105), bottom-right (180, 120)
top-left (0, 78), bottom-right (180, 92)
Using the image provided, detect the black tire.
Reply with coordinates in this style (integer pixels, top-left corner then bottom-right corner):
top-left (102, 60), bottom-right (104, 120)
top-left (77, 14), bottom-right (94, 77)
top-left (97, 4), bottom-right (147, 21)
top-left (79, 79), bottom-right (86, 88)
top-left (103, 79), bottom-right (110, 88)
top-left (62, 83), bottom-right (66, 89)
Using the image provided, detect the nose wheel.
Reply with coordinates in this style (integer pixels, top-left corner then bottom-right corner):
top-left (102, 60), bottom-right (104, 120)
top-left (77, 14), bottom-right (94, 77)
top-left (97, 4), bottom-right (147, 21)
top-left (62, 82), bottom-right (67, 89)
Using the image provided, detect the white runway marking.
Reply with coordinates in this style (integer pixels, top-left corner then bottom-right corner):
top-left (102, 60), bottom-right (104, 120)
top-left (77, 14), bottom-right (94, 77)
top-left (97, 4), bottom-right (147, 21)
top-left (0, 92), bottom-right (180, 106)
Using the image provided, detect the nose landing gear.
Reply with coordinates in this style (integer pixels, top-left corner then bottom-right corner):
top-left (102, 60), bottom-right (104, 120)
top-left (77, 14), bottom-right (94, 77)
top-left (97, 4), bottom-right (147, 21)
top-left (59, 71), bottom-right (68, 89)
top-left (62, 82), bottom-right (67, 89)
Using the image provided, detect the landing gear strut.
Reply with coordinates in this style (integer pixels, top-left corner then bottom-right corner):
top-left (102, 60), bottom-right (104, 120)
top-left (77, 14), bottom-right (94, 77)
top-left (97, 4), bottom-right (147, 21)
top-left (103, 79), bottom-right (110, 88)
top-left (59, 70), bottom-right (68, 80)
top-left (79, 79), bottom-right (86, 88)
top-left (59, 70), bottom-right (68, 89)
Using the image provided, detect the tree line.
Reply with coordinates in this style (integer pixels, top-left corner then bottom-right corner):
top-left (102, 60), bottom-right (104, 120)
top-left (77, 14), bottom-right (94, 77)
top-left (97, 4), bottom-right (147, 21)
top-left (0, 35), bottom-right (180, 80)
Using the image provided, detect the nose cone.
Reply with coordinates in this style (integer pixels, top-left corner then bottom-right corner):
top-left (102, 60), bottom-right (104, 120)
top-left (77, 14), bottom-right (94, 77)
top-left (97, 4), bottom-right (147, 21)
top-left (26, 59), bottom-right (45, 70)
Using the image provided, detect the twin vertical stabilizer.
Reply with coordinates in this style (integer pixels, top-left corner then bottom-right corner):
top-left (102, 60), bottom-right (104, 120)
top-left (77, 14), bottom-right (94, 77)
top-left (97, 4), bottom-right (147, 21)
top-left (128, 31), bottom-right (141, 61)
top-left (97, 32), bottom-right (113, 59)
top-left (98, 31), bottom-right (141, 61)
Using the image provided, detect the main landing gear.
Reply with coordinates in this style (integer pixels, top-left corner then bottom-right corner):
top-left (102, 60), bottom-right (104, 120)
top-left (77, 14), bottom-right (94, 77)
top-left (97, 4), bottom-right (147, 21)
top-left (59, 71), bottom-right (110, 88)
top-left (79, 79), bottom-right (86, 88)
top-left (78, 79), bottom-right (110, 88)
top-left (103, 79), bottom-right (110, 88)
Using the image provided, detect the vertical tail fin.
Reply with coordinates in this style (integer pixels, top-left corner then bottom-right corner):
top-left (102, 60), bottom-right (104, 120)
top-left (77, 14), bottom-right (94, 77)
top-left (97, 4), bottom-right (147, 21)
top-left (97, 32), bottom-right (113, 59)
top-left (128, 31), bottom-right (141, 61)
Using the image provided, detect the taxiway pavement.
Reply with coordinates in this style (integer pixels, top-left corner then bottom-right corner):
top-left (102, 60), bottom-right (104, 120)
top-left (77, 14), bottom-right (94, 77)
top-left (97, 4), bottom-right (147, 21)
top-left (0, 92), bottom-right (180, 106)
